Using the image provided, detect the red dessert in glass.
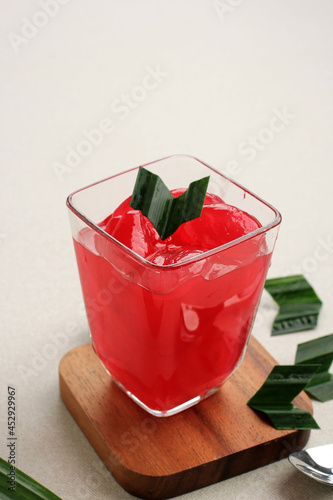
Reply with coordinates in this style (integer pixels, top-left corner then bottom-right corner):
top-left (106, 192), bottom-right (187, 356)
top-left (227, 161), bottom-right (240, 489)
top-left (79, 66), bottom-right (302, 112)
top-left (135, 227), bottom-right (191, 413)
top-left (67, 155), bottom-right (281, 416)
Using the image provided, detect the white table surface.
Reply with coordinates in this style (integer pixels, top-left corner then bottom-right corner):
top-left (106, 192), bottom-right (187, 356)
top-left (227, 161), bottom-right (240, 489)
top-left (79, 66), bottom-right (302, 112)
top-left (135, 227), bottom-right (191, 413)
top-left (1, 1), bottom-right (333, 499)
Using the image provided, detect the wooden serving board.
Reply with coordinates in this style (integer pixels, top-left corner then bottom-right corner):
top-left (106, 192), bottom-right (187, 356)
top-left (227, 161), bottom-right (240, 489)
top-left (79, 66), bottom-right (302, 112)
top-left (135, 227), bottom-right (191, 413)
top-left (59, 337), bottom-right (313, 499)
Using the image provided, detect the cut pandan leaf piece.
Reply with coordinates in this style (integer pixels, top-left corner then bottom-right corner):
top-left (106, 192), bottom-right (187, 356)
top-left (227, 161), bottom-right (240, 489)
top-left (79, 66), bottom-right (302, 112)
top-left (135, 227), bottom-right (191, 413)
top-left (247, 365), bottom-right (320, 430)
top-left (264, 275), bottom-right (322, 336)
top-left (0, 457), bottom-right (61, 499)
top-left (295, 333), bottom-right (333, 402)
top-left (130, 166), bottom-right (210, 240)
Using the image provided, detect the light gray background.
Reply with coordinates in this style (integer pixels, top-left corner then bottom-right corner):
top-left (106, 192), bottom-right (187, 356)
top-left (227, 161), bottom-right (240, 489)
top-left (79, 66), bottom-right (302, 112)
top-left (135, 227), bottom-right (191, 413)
top-left (1, 1), bottom-right (332, 499)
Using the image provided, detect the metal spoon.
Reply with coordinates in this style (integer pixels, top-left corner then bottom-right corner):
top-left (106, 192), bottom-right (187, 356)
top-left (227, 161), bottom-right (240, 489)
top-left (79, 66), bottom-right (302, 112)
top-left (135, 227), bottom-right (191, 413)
top-left (289, 443), bottom-right (333, 485)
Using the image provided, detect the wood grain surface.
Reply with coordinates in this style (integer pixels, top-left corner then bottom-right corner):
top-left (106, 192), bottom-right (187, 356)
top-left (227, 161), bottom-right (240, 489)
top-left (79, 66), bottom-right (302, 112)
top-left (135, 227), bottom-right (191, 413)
top-left (59, 337), bottom-right (313, 499)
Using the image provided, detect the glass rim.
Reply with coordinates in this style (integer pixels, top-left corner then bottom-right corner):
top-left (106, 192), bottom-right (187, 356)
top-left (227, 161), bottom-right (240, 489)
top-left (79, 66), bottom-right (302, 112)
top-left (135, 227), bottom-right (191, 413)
top-left (66, 154), bottom-right (282, 269)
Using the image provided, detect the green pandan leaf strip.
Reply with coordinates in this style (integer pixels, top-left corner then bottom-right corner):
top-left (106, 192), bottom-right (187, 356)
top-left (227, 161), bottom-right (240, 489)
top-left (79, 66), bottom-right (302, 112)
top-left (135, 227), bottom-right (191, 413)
top-left (264, 275), bottom-right (323, 335)
top-left (248, 405), bottom-right (320, 430)
top-left (305, 379), bottom-right (333, 402)
top-left (295, 333), bottom-right (333, 364)
top-left (247, 365), bottom-right (320, 430)
top-left (295, 333), bottom-right (333, 402)
top-left (0, 457), bottom-right (61, 499)
top-left (248, 365), bottom-right (321, 406)
top-left (130, 166), bottom-right (210, 240)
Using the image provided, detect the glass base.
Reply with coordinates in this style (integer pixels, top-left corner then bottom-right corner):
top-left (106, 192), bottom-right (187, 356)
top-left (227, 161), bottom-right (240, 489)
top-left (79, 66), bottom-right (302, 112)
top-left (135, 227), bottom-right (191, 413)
top-left (114, 379), bottom-right (222, 417)
top-left (93, 337), bottom-right (249, 417)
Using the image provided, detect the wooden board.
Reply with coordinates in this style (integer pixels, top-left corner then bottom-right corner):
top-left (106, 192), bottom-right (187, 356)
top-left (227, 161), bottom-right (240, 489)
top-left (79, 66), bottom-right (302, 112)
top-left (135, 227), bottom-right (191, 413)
top-left (59, 337), bottom-right (313, 499)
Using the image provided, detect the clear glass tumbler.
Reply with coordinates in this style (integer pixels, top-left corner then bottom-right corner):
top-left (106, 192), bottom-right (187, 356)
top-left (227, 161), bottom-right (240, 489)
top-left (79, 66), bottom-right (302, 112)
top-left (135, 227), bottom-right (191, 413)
top-left (67, 155), bottom-right (281, 416)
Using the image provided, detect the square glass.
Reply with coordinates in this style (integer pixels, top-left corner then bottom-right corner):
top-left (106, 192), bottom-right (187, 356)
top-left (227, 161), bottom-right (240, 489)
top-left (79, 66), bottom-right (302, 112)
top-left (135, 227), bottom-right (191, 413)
top-left (67, 155), bottom-right (281, 416)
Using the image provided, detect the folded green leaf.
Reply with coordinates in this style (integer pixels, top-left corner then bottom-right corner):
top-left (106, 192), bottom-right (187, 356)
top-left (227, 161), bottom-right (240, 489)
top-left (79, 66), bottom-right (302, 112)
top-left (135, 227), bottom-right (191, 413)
top-left (247, 365), bottom-right (320, 430)
top-left (264, 275), bottom-right (322, 335)
top-left (304, 380), bottom-right (333, 402)
top-left (130, 166), bottom-right (210, 240)
top-left (0, 457), bottom-right (61, 499)
top-left (249, 405), bottom-right (319, 431)
top-left (295, 333), bottom-right (333, 402)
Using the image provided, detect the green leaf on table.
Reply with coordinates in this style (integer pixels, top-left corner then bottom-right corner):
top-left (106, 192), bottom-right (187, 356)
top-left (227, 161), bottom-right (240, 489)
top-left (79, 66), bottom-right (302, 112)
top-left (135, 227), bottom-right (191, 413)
top-left (130, 166), bottom-right (210, 240)
top-left (295, 333), bottom-right (333, 402)
top-left (247, 365), bottom-right (320, 430)
top-left (264, 275), bottom-right (322, 336)
top-left (0, 457), bottom-right (61, 499)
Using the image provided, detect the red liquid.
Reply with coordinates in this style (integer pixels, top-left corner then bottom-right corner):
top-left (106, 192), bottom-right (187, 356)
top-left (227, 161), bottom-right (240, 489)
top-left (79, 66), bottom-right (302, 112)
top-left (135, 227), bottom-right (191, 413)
top-left (73, 192), bottom-right (272, 413)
